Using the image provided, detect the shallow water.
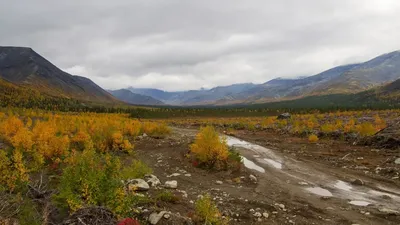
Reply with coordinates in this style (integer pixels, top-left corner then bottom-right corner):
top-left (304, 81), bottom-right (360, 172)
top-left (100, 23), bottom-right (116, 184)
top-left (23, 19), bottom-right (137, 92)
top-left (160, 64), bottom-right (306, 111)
top-left (241, 156), bottom-right (265, 173)
top-left (334, 180), bottom-right (352, 191)
top-left (349, 200), bottom-right (371, 206)
top-left (306, 187), bottom-right (333, 197)
top-left (262, 158), bottom-right (283, 169)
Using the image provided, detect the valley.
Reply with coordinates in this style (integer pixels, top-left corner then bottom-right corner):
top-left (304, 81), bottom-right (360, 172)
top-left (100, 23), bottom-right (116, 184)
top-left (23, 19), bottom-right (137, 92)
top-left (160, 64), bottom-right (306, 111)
top-left (1, 48), bottom-right (400, 225)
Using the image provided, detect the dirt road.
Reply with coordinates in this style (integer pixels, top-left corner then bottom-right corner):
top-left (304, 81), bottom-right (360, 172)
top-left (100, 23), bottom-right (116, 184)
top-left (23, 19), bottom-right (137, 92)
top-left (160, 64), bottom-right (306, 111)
top-left (135, 127), bottom-right (400, 224)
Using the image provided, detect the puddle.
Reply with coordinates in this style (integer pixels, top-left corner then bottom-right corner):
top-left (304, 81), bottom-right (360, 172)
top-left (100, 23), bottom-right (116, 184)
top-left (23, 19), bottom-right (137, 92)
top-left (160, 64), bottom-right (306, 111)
top-left (334, 180), bottom-right (352, 191)
top-left (262, 158), bottom-right (282, 169)
top-left (306, 187), bottom-right (333, 197)
top-left (241, 156), bottom-right (265, 173)
top-left (349, 200), bottom-right (371, 206)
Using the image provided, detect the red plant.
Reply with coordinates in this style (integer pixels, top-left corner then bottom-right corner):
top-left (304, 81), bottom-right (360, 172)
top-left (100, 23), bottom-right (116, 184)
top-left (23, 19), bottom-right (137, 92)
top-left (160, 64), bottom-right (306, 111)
top-left (192, 160), bottom-right (199, 167)
top-left (117, 218), bottom-right (140, 225)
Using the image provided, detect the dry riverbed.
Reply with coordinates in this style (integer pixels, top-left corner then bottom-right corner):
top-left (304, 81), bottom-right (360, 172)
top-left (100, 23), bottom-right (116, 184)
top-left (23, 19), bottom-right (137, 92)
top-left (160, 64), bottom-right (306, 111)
top-left (132, 127), bottom-right (400, 225)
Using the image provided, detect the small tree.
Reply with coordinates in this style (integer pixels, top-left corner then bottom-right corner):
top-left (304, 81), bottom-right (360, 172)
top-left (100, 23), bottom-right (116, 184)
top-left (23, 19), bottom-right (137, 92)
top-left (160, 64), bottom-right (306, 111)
top-left (190, 126), bottom-right (229, 168)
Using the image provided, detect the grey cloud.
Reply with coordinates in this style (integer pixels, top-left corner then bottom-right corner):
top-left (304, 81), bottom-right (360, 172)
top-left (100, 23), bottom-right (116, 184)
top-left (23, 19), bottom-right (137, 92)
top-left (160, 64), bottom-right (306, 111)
top-left (1, 0), bottom-right (400, 91)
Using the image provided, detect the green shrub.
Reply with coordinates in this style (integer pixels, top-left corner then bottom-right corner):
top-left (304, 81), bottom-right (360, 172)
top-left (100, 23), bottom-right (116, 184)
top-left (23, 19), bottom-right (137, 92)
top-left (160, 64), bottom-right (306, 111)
top-left (54, 149), bottom-right (137, 217)
top-left (156, 190), bottom-right (180, 203)
top-left (194, 194), bottom-right (228, 225)
top-left (121, 160), bottom-right (153, 180)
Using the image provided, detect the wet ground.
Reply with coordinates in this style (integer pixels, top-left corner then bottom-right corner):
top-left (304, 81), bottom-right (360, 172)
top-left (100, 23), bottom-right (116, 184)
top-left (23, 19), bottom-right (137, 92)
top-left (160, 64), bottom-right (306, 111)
top-left (134, 127), bottom-right (400, 224)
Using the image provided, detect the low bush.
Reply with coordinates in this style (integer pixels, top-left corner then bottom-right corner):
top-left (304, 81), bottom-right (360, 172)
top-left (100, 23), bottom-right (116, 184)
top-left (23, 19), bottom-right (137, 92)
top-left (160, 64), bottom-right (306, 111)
top-left (194, 194), bottom-right (228, 225)
top-left (190, 126), bottom-right (229, 169)
top-left (55, 149), bottom-right (139, 217)
top-left (308, 134), bottom-right (319, 143)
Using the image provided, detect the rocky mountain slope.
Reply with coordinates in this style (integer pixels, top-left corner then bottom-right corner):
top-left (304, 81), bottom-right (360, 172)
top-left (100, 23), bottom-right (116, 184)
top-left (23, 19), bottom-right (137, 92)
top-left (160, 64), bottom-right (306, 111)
top-left (0, 46), bottom-right (117, 103)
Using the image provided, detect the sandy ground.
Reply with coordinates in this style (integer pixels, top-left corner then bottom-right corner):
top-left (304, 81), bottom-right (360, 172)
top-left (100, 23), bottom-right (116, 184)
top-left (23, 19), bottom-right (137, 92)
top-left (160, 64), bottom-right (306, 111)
top-left (133, 127), bottom-right (400, 225)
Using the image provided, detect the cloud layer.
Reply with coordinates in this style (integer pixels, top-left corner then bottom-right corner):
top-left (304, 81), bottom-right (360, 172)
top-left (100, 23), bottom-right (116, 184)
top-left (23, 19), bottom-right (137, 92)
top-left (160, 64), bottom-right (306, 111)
top-left (1, 0), bottom-right (400, 91)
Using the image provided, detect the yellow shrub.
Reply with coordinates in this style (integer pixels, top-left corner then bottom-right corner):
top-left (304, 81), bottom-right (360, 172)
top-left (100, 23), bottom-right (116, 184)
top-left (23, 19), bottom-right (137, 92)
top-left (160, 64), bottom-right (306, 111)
top-left (190, 126), bottom-right (229, 167)
top-left (308, 134), bottom-right (319, 143)
top-left (195, 194), bottom-right (228, 225)
top-left (356, 123), bottom-right (376, 137)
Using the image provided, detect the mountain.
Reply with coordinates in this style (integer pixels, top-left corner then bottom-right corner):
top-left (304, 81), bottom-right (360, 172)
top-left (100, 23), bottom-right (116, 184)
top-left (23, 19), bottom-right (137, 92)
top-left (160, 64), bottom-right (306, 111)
top-left (0, 46), bottom-right (117, 103)
top-left (243, 78), bottom-right (400, 110)
top-left (311, 51), bottom-right (400, 94)
top-left (128, 83), bottom-right (257, 105)
top-left (109, 89), bottom-right (164, 105)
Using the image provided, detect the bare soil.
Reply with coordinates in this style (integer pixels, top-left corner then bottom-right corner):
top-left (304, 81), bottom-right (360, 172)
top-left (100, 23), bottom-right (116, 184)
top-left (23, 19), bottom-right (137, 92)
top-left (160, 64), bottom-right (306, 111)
top-left (133, 127), bottom-right (400, 225)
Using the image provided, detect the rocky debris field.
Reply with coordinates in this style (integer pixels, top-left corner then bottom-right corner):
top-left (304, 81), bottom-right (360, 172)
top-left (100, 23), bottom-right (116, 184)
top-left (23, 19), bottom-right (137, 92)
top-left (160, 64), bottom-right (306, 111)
top-left (128, 128), bottom-right (400, 224)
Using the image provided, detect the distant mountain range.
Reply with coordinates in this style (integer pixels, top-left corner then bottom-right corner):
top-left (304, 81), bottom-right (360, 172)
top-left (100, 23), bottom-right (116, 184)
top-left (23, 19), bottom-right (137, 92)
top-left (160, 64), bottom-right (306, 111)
top-left (1, 46), bottom-right (400, 108)
top-left (108, 89), bottom-right (164, 106)
top-left (122, 50), bottom-right (400, 105)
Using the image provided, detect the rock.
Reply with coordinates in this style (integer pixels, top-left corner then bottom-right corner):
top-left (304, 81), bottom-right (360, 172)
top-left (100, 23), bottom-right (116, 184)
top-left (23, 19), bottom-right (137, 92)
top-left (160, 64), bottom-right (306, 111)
top-left (249, 209), bottom-right (255, 213)
top-left (149, 211), bottom-right (167, 224)
top-left (352, 179), bottom-right (364, 186)
top-left (163, 213), bottom-right (171, 219)
top-left (378, 208), bottom-right (400, 216)
top-left (127, 179), bottom-right (149, 191)
top-left (395, 158), bottom-right (400, 165)
top-left (249, 175), bottom-right (257, 183)
top-left (165, 180), bottom-right (178, 189)
top-left (278, 204), bottom-right (285, 209)
top-left (142, 133), bottom-right (148, 137)
top-left (298, 181), bottom-right (308, 186)
top-left (262, 212), bottom-right (269, 218)
top-left (144, 174), bottom-right (161, 187)
top-left (277, 113), bottom-right (291, 120)
top-left (168, 173), bottom-right (181, 177)
top-left (216, 180), bottom-right (223, 185)
top-left (253, 212), bottom-right (262, 217)
top-left (184, 174), bottom-right (191, 177)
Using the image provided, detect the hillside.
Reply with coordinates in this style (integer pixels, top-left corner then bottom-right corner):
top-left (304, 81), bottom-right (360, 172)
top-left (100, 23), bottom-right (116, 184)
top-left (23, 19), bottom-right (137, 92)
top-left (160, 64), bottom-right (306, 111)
top-left (109, 89), bottom-right (164, 105)
top-left (128, 83), bottom-right (256, 105)
top-left (126, 50), bottom-right (400, 106)
top-left (311, 51), bottom-right (400, 94)
top-left (0, 46), bottom-right (117, 103)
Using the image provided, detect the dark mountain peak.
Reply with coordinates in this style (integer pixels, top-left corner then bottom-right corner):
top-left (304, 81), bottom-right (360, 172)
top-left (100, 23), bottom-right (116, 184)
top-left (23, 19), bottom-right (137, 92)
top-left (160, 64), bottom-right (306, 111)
top-left (0, 46), bottom-right (116, 103)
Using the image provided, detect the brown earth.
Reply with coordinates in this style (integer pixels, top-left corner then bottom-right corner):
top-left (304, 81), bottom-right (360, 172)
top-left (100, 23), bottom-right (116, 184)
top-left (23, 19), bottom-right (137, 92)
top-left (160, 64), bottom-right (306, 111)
top-left (133, 127), bottom-right (400, 225)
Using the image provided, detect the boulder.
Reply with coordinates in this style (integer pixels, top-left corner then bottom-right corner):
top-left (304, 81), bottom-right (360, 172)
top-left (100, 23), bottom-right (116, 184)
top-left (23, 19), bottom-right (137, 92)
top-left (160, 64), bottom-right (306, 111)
top-left (165, 180), bottom-right (178, 189)
top-left (149, 211), bottom-right (167, 224)
top-left (277, 113), bottom-right (291, 120)
top-left (144, 174), bottom-right (161, 187)
top-left (249, 174), bottom-right (257, 183)
top-left (127, 179), bottom-right (150, 191)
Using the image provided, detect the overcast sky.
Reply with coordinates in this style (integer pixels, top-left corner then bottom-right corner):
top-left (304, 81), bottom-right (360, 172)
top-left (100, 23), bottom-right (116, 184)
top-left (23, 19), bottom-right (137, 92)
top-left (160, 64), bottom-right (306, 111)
top-left (1, 0), bottom-right (400, 91)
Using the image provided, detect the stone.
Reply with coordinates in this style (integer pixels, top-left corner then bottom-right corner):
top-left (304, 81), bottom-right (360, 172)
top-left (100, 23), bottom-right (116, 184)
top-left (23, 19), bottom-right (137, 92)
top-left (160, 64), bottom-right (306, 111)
top-left (163, 213), bottom-right (171, 219)
top-left (128, 179), bottom-right (149, 191)
top-left (165, 180), bottom-right (178, 189)
top-left (168, 173), bottom-right (181, 177)
top-left (253, 212), bottom-right (262, 217)
top-left (144, 174), bottom-right (161, 187)
top-left (298, 181), bottom-right (308, 186)
top-left (395, 158), bottom-right (400, 165)
top-left (378, 208), bottom-right (400, 216)
top-left (352, 179), bottom-right (364, 186)
top-left (216, 180), bottom-right (223, 185)
top-left (149, 211), bottom-right (167, 224)
top-left (249, 175), bottom-right (257, 183)
top-left (142, 133), bottom-right (148, 137)
top-left (262, 212), bottom-right (269, 218)
top-left (277, 113), bottom-right (291, 120)
top-left (184, 174), bottom-right (192, 177)
top-left (278, 204), bottom-right (285, 209)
